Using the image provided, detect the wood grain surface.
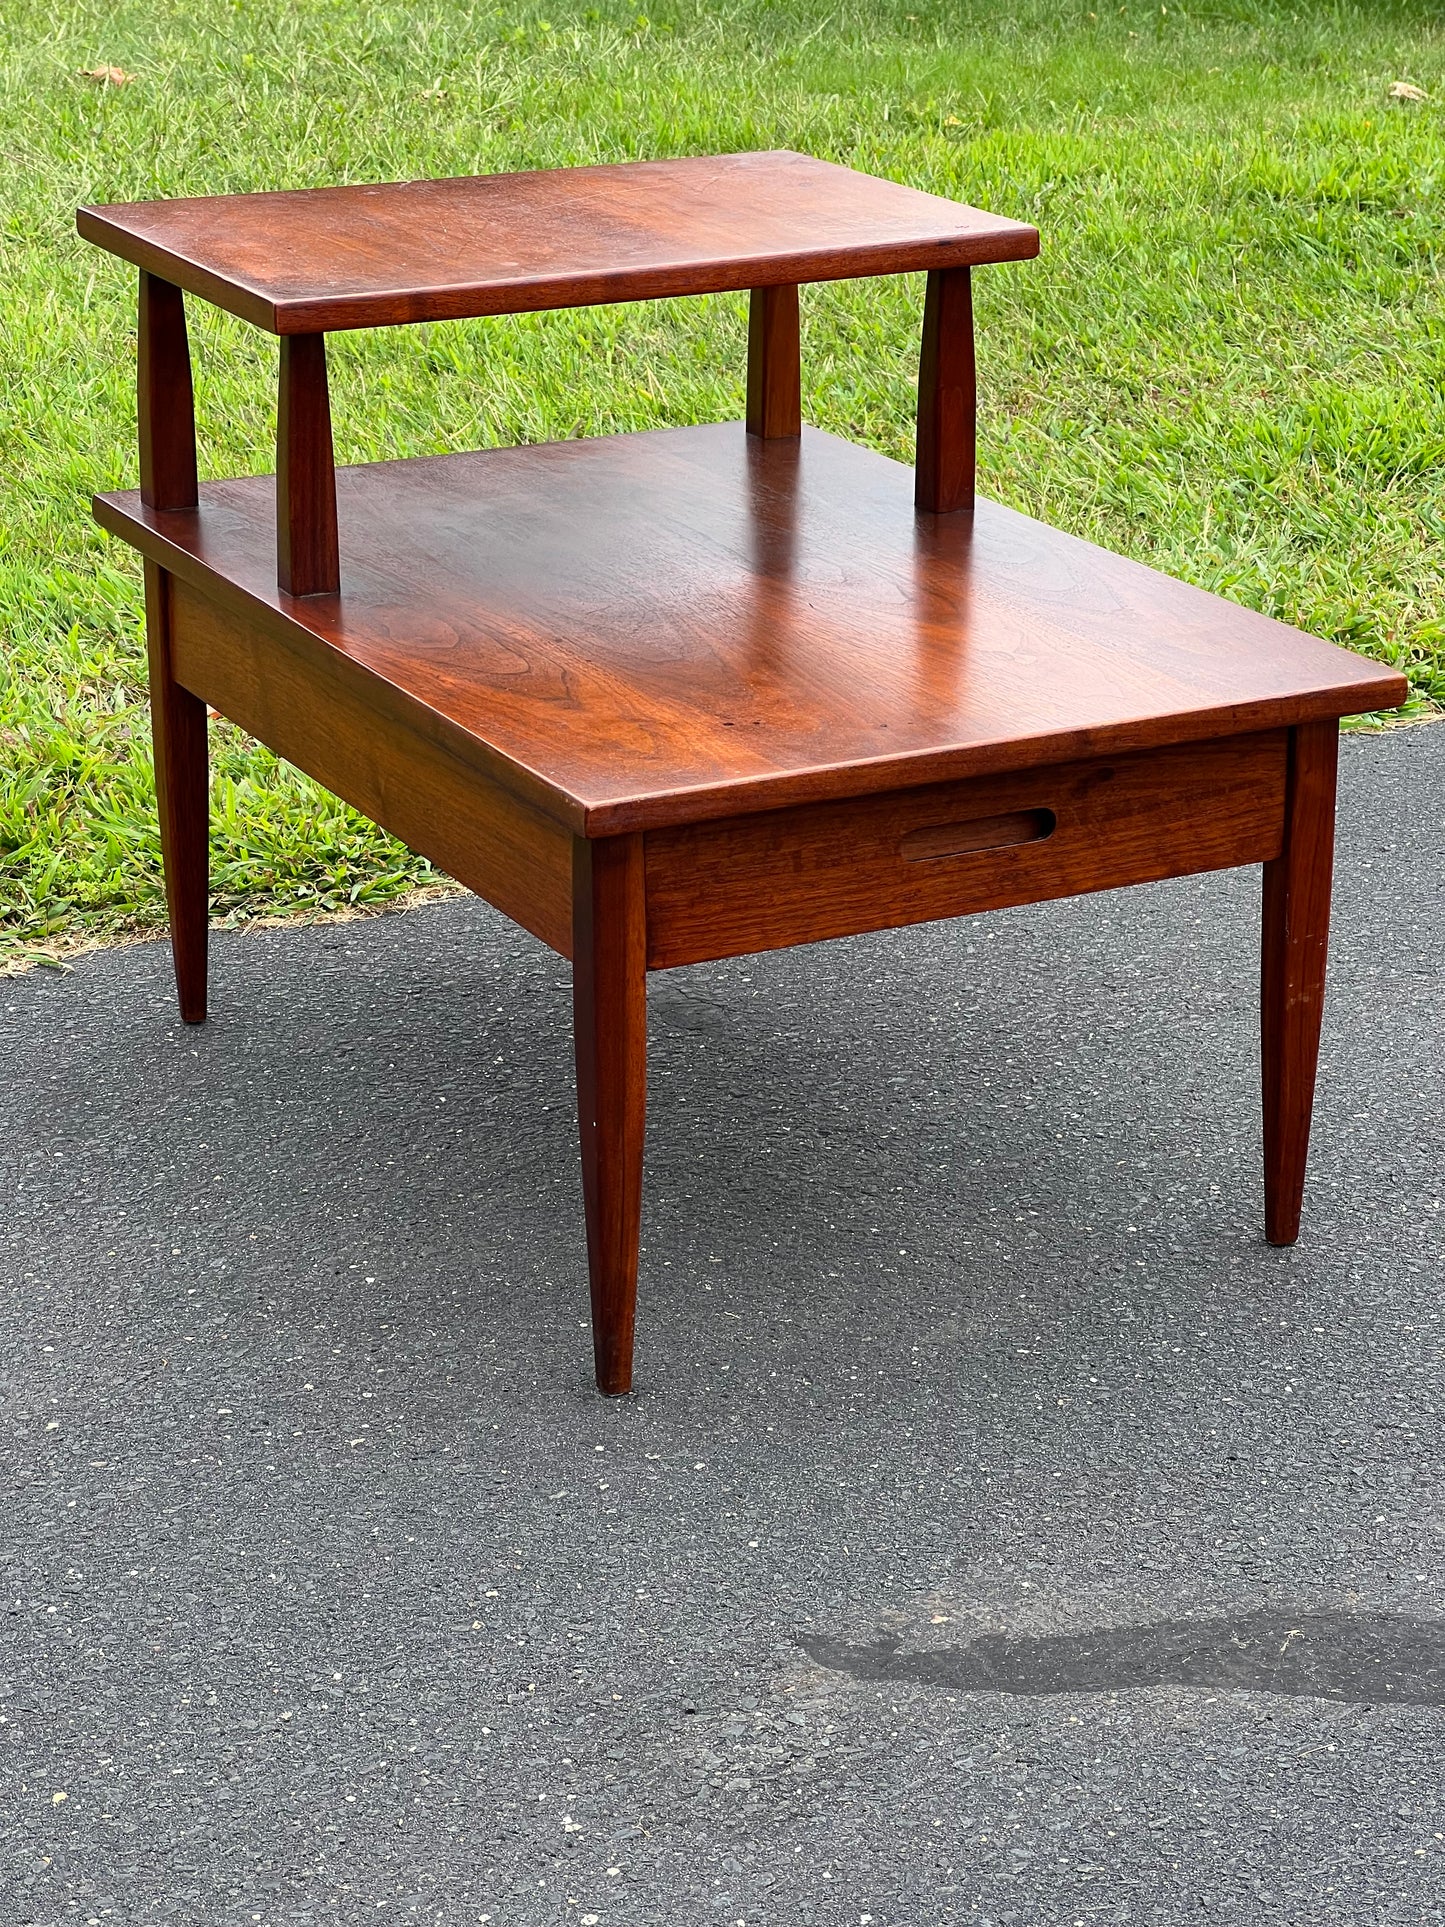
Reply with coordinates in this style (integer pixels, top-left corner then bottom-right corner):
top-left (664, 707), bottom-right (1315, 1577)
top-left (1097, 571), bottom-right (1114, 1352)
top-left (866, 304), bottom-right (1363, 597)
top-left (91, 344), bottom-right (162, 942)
top-left (77, 152), bottom-right (1039, 334)
top-left (644, 732), bottom-right (1288, 966)
top-left (168, 578), bottom-right (574, 955)
top-left (95, 425), bottom-right (1406, 836)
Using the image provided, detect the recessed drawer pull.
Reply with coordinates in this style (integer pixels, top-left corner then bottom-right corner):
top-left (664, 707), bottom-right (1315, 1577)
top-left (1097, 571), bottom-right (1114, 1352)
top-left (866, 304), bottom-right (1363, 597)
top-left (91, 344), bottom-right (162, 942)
top-left (900, 807), bottom-right (1056, 863)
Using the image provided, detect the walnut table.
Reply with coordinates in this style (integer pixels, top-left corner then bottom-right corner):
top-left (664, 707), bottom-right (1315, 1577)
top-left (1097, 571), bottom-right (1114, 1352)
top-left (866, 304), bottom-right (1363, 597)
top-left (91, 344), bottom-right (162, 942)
top-left (78, 152), bottom-right (1407, 1393)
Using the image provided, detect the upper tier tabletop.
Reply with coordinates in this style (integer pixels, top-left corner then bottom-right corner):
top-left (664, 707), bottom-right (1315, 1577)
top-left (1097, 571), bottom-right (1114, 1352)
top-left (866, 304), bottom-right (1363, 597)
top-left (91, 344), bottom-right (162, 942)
top-left (94, 424), bottom-right (1405, 834)
top-left (76, 151), bottom-right (1039, 334)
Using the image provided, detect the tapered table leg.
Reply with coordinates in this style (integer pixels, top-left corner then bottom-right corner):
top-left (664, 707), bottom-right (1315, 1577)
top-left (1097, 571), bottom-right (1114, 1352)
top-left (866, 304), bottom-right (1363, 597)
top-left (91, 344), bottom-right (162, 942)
top-left (1261, 719), bottom-right (1339, 1244)
top-left (572, 833), bottom-right (647, 1394)
top-left (135, 273), bottom-right (207, 1021)
top-left (143, 560), bottom-right (209, 1024)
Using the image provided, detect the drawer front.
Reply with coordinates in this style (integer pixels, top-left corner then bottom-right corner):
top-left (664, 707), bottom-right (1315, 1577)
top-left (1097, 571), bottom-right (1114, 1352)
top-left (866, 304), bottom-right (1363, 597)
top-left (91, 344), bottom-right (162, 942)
top-left (644, 731), bottom-right (1287, 968)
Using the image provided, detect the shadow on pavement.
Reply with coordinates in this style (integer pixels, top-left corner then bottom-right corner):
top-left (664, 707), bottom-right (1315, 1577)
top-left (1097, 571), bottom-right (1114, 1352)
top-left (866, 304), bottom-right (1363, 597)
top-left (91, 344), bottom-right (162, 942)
top-left (801, 1609), bottom-right (1445, 1705)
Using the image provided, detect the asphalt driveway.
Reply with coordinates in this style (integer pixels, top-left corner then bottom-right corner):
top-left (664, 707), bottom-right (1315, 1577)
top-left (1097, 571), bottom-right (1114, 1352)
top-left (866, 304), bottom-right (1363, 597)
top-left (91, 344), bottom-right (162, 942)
top-left (2, 724), bottom-right (1443, 1926)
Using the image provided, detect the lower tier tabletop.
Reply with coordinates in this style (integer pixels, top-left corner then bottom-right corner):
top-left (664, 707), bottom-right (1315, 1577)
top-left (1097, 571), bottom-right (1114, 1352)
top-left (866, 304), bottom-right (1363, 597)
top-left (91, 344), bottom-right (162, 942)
top-left (95, 422), bottom-right (1406, 834)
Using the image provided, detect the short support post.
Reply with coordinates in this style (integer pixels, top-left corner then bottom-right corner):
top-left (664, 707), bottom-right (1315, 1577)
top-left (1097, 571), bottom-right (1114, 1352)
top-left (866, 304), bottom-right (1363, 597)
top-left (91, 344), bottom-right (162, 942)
top-left (746, 285), bottom-right (802, 439)
top-left (572, 833), bottom-right (648, 1395)
top-left (1261, 719), bottom-right (1339, 1245)
top-left (138, 270), bottom-right (198, 511)
top-left (277, 333), bottom-right (340, 597)
top-left (915, 265), bottom-right (976, 514)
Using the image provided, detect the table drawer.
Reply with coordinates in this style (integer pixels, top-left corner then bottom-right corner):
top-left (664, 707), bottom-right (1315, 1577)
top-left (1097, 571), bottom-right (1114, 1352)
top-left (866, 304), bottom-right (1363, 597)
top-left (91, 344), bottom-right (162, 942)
top-left (643, 730), bottom-right (1288, 968)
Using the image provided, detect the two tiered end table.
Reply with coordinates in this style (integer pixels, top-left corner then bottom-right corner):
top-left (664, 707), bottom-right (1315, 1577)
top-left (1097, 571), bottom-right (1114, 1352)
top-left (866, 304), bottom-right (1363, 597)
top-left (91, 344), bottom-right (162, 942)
top-left (79, 152), bottom-right (1406, 1393)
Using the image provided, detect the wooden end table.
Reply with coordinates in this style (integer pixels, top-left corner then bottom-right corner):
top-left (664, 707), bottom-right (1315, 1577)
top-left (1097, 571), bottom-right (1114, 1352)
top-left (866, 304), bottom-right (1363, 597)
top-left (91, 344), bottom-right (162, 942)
top-left (79, 151), bottom-right (1406, 1393)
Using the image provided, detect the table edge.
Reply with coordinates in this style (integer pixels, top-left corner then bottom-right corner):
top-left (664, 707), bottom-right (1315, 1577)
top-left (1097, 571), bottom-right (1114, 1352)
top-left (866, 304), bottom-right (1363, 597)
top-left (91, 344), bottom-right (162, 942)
top-left (92, 473), bottom-right (1410, 835)
top-left (93, 490), bottom-right (589, 835)
top-left (75, 212), bottom-right (1040, 334)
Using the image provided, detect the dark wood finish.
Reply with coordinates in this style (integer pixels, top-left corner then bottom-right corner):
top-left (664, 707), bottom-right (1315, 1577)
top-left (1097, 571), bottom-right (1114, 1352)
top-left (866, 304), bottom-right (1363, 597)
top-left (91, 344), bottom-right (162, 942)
top-left (746, 285), bottom-right (801, 438)
top-left (83, 156), bottom-right (1410, 1390)
top-left (573, 834), bottom-right (647, 1395)
top-left (92, 426), bottom-right (1407, 837)
top-left (78, 153), bottom-right (1040, 335)
top-left (900, 808), bottom-right (1053, 862)
top-left (167, 580), bottom-right (574, 956)
top-left (143, 561), bottom-right (209, 1021)
top-left (645, 733), bottom-right (1286, 968)
top-left (1261, 720), bottom-right (1339, 1246)
top-left (276, 333), bottom-right (340, 597)
top-left (137, 272), bottom-right (197, 511)
top-left (915, 266), bottom-right (975, 514)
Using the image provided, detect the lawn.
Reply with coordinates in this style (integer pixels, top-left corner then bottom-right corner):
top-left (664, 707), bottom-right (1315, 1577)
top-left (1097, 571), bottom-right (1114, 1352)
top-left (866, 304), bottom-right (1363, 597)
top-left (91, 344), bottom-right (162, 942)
top-left (1, 0), bottom-right (1441, 965)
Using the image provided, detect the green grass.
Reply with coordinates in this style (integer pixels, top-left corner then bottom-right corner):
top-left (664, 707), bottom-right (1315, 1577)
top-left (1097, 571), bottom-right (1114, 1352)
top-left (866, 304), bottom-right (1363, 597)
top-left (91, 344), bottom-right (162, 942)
top-left (2, 0), bottom-right (1442, 963)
